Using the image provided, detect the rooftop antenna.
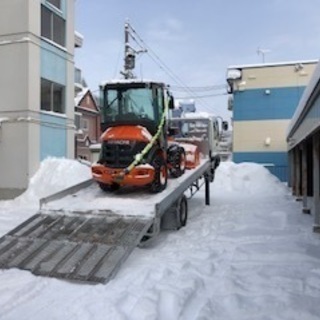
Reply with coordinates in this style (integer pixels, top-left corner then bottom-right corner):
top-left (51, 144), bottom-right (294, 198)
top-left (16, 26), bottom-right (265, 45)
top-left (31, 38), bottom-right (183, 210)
top-left (257, 47), bottom-right (271, 63)
top-left (121, 20), bottom-right (147, 79)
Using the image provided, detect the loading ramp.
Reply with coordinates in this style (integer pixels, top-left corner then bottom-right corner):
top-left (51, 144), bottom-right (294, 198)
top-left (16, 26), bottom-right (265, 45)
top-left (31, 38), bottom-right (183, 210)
top-left (0, 212), bottom-right (152, 284)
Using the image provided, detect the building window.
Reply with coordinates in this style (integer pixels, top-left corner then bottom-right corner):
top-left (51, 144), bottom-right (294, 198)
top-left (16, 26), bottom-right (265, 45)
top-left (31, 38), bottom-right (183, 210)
top-left (41, 78), bottom-right (65, 113)
top-left (47, 0), bottom-right (61, 10)
top-left (80, 118), bottom-right (89, 131)
top-left (75, 112), bottom-right (82, 130)
top-left (41, 5), bottom-right (66, 47)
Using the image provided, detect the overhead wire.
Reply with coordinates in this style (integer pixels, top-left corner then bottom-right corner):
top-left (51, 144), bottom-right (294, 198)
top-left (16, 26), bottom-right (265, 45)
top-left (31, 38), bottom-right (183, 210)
top-left (175, 92), bottom-right (228, 99)
top-left (127, 24), bottom-right (227, 114)
top-left (170, 84), bottom-right (227, 92)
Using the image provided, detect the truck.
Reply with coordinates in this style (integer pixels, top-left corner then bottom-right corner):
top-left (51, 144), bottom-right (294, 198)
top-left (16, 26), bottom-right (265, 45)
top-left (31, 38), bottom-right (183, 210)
top-left (169, 112), bottom-right (228, 182)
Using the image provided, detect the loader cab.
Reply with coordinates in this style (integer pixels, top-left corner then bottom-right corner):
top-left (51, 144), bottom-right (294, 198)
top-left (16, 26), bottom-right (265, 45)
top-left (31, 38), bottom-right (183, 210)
top-left (100, 81), bottom-right (170, 135)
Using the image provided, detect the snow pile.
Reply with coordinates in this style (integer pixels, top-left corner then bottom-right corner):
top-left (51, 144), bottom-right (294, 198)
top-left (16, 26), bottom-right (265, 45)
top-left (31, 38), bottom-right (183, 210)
top-left (15, 157), bottom-right (91, 206)
top-left (214, 162), bottom-right (287, 197)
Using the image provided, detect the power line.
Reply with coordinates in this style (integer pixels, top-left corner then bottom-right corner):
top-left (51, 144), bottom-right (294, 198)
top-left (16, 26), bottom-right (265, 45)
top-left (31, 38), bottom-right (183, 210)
top-left (170, 84), bottom-right (227, 92)
top-left (128, 24), bottom-right (223, 115)
top-left (174, 92), bottom-right (228, 99)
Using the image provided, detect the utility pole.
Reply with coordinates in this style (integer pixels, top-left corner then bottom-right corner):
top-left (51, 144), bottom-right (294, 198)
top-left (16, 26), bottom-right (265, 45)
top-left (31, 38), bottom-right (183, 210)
top-left (121, 21), bottom-right (147, 79)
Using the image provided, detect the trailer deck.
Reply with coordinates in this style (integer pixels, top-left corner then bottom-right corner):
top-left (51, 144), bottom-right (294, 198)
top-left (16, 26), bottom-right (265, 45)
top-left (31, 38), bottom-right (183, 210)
top-left (0, 159), bottom-right (212, 284)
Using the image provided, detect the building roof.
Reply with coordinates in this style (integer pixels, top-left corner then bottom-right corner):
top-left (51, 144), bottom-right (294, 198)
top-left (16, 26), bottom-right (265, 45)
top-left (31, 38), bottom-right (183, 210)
top-left (228, 59), bottom-right (318, 70)
top-left (74, 88), bottom-right (90, 106)
top-left (100, 78), bottom-right (166, 87)
top-left (287, 59), bottom-right (320, 139)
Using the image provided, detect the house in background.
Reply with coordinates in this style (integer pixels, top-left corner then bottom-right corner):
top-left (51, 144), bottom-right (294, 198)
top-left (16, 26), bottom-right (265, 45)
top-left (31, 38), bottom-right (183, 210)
top-left (0, 0), bottom-right (77, 199)
top-left (73, 32), bottom-right (101, 162)
top-left (75, 89), bottom-right (100, 161)
top-left (226, 60), bottom-right (317, 182)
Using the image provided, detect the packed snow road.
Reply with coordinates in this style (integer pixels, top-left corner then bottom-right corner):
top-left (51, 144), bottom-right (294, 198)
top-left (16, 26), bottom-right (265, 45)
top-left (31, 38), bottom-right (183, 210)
top-left (0, 158), bottom-right (320, 320)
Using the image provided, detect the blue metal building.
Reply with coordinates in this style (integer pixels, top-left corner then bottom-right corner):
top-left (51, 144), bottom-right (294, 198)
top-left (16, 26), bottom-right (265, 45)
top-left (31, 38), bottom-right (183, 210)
top-left (227, 60), bottom-right (317, 182)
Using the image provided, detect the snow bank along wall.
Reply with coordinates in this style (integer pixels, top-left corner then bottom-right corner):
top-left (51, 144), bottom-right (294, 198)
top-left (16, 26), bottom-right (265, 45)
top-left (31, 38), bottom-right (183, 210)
top-left (227, 60), bottom-right (317, 182)
top-left (0, 0), bottom-right (76, 199)
top-left (287, 60), bottom-right (320, 233)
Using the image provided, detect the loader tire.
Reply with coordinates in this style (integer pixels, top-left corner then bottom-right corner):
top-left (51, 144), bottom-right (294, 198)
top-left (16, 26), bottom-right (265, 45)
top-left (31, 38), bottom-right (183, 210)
top-left (150, 155), bottom-right (168, 193)
top-left (99, 182), bottom-right (119, 192)
top-left (168, 145), bottom-right (186, 178)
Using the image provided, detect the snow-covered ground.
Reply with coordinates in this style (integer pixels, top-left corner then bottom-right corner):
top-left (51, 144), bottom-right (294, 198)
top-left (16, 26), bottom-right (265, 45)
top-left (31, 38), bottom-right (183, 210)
top-left (1, 158), bottom-right (320, 320)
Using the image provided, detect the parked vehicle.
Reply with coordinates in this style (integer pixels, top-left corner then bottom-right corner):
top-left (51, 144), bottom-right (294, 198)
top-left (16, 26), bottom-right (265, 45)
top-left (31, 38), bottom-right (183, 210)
top-left (91, 80), bottom-right (198, 193)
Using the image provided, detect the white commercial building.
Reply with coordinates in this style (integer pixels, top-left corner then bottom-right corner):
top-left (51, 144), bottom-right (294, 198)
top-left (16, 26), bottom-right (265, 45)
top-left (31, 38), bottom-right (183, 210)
top-left (0, 0), bottom-right (76, 199)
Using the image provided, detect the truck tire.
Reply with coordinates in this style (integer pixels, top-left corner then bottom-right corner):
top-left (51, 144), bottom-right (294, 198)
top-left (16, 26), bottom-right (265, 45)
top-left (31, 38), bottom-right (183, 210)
top-left (177, 195), bottom-right (188, 229)
top-left (161, 195), bottom-right (188, 230)
top-left (150, 155), bottom-right (168, 193)
top-left (168, 145), bottom-right (186, 178)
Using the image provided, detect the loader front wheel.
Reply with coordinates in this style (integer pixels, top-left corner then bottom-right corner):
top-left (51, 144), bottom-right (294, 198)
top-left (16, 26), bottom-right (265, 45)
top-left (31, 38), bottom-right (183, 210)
top-left (168, 145), bottom-right (186, 178)
top-left (99, 182), bottom-right (119, 192)
top-left (150, 155), bottom-right (168, 193)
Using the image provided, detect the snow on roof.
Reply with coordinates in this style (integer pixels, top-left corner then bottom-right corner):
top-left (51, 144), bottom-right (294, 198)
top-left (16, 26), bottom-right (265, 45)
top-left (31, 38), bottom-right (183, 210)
top-left (74, 31), bottom-right (84, 48)
top-left (100, 78), bottom-right (166, 87)
top-left (287, 59), bottom-right (320, 138)
top-left (177, 99), bottom-right (195, 104)
top-left (74, 88), bottom-right (90, 106)
top-left (181, 111), bottom-right (217, 120)
top-left (228, 59), bottom-right (318, 70)
top-left (74, 31), bottom-right (84, 40)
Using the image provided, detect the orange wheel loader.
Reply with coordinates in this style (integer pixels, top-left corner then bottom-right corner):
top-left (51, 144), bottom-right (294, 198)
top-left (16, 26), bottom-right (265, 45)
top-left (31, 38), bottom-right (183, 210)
top-left (91, 80), bottom-right (199, 193)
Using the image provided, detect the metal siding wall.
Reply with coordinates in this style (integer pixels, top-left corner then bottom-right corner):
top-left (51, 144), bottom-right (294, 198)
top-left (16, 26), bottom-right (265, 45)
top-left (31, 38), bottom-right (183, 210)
top-left (40, 113), bottom-right (67, 160)
top-left (289, 93), bottom-right (320, 148)
top-left (233, 152), bottom-right (288, 182)
top-left (240, 64), bottom-right (316, 89)
top-left (233, 120), bottom-right (290, 152)
top-left (234, 87), bottom-right (305, 121)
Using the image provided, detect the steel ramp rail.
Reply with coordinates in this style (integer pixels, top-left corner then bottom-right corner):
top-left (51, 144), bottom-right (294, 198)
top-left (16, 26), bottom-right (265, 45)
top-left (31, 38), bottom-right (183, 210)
top-left (0, 212), bottom-right (153, 284)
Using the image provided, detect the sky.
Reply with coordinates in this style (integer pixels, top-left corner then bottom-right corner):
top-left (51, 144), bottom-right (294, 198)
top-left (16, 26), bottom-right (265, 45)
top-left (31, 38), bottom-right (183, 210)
top-left (1, 158), bottom-right (320, 319)
top-left (74, 0), bottom-right (320, 121)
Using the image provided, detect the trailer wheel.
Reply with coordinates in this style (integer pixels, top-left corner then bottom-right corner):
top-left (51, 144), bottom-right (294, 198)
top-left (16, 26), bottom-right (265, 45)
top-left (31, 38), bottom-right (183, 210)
top-left (161, 195), bottom-right (188, 230)
top-left (150, 155), bottom-right (168, 193)
top-left (177, 195), bottom-right (188, 229)
top-left (168, 145), bottom-right (186, 178)
top-left (99, 182), bottom-right (119, 192)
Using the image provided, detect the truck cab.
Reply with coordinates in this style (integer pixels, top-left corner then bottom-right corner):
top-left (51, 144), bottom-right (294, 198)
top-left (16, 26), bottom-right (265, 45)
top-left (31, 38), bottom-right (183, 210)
top-left (168, 114), bottom-right (227, 181)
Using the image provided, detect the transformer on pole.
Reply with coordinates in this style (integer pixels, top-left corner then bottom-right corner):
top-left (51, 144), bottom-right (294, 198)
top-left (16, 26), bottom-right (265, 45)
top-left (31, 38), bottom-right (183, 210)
top-left (121, 21), bottom-right (147, 79)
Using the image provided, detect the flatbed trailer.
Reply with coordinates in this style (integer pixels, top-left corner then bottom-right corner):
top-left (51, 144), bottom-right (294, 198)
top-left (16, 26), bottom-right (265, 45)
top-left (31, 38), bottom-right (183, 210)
top-left (0, 159), bottom-right (213, 284)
